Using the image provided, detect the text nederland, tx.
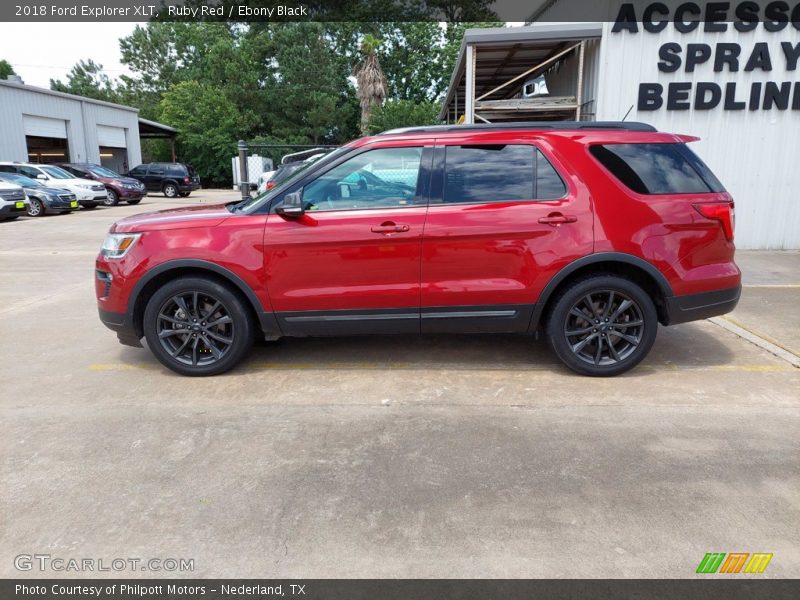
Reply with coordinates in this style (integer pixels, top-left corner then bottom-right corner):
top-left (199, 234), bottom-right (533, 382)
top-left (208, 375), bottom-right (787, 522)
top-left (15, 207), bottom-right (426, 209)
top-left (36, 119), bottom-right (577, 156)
top-left (169, 5), bottom-right (309, 18)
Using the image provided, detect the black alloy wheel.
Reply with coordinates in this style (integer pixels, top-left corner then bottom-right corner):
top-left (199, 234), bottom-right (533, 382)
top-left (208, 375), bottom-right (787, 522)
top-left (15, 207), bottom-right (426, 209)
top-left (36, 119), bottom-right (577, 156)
top-left (143, 277), bottom-right (254, 376)
top-left (547, 275), bottom-right (657, 376)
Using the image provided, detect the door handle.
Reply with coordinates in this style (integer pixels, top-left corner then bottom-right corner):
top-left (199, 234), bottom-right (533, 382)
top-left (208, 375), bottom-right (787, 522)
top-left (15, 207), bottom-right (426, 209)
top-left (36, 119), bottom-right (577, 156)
top-left (371, 222), bottom-right (410, 234)
top-left (538, 212), bottom-right (577, 226)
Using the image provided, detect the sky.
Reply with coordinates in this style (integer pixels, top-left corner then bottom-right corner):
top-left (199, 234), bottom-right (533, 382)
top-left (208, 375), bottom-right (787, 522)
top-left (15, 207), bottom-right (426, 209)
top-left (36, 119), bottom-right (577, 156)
top-left (0, 22), bottom-right (142, 88)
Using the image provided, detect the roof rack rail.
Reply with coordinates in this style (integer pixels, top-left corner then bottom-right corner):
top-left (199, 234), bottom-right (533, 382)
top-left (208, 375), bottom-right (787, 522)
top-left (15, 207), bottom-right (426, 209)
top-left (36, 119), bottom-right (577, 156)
top-left (380, 121), bottom-right (657, 135)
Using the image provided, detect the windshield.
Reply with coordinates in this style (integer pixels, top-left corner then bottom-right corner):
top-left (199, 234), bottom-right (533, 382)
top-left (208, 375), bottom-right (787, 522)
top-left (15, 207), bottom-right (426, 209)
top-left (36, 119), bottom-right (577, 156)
top-left (89, 165), bottom-right (120, 178)
top-left (41, 165), bottom-right (75, 179)
top-left (234, 147), bottom-right (346, 212)
top-left (0, 173), bottom-right (41, 187)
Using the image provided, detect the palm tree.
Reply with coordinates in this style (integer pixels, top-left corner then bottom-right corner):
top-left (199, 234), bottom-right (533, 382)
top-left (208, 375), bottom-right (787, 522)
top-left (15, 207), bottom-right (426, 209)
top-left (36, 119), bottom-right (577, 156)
top-left (355, 34), bottom-right (387, 136)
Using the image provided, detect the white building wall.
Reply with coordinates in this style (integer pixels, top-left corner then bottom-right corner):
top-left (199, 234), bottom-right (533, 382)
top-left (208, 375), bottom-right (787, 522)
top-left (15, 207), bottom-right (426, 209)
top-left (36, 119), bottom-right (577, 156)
top-left (593, 21), bottom-right (800, 249)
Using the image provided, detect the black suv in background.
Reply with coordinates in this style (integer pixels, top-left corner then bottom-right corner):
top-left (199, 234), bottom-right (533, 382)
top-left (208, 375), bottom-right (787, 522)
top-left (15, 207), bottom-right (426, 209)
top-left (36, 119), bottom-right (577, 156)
top-left (124, 163), bottom-right (201, 198)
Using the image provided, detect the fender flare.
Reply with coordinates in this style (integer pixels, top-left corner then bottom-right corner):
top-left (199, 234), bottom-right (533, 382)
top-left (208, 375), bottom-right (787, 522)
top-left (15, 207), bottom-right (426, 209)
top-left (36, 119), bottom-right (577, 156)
top-left (529, 252), bottom-right (674, 330)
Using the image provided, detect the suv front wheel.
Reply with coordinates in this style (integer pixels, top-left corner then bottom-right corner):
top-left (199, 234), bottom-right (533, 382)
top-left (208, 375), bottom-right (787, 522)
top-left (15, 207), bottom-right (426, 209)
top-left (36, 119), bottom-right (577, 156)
top-left (547, 274), bottom-right (658, 376)
top-left (143, 277), bottom-right (254, 376)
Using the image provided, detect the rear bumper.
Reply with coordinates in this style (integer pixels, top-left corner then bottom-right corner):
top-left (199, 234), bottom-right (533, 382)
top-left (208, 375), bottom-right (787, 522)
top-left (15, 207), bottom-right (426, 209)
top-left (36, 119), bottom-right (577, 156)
top-left (663, 285), bottom-right (741, 325)
top-left (98, 308), bottom-right (143, 348)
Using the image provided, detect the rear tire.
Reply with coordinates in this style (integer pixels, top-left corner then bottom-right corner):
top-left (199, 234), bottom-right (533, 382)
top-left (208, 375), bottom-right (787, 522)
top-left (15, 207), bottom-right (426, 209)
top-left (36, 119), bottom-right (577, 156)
top-left (27, 198), bottom-right (44, 217)
top-left (104, 189), bottom-right (119, 206)
top-left (143, 276), bottom-right (254, 376)
top-left (546, 274), bottom-right (658, 377)
top-left (163, 183), bottom-right (178, 198)
top-left (179, 192), bottom-right (191, 197)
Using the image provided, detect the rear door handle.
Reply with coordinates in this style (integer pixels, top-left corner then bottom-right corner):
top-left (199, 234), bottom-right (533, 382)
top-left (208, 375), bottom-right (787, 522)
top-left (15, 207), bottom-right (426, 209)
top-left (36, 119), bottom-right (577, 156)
top-left (538, 213), bottom-right (577, 226)
top-left (371, 222), bottom-right (410, 234)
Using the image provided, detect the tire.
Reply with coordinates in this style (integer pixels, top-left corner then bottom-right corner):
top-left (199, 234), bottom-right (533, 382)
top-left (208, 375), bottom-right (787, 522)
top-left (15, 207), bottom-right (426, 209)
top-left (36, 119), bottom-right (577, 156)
top-left (546, 274), bottom-right (658, 377)
top-left (27, 198), bottom-right (44, 217)
top-left (127, 198), bottom-right (142, 205)
top-left (104, 188), bottom-right (119, 206)
top-left (179, 192), bottom-right (191, 197)
top-left (143, 276), bottom-right (254, 376)
top-left (163, 183), bottom-right (178, 198)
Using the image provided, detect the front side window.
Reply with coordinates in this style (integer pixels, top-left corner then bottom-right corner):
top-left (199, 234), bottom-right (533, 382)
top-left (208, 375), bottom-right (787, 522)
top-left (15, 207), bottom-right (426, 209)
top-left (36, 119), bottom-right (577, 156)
top-left (40, 166), bottom-right (73, 179)
top-left (301, 147), bottom-right (422, 212)
top-left (128, 166), bottom-right (147, 176)
top-left (589, 143), bottom-right (717, 195)
top-left (442, 144), bottom-right (565, 204)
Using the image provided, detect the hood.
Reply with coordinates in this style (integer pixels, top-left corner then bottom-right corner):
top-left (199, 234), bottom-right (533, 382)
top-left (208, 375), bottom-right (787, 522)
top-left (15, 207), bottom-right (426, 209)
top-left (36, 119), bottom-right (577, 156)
top-left (96, 175), bottom-right (143, 187)
top-left (112, 203), bottom-right (232, 233)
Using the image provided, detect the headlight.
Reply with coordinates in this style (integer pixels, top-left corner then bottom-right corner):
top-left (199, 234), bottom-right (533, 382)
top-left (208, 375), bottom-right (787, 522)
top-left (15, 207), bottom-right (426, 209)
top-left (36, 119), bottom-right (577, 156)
top-left (101, 233), bottom-right (141, 259)
top-left (122, 183), bottom-right (138, 190)
top-left (78, 183), bottom-right (93, 189)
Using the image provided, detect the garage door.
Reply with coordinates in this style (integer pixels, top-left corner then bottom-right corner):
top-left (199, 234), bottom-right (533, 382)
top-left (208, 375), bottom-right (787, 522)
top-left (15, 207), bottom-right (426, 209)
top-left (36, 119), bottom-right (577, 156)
top-left (97, 125), bottom-right (126, 148)
top-left (23, 115), bottom-right (67, 138)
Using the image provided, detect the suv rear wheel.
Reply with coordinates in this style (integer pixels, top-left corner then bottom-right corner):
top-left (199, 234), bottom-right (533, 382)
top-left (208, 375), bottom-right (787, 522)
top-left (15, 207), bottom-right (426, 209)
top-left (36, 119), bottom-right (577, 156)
top-left (546, 274), bottom-right (657, 376)
top-left (143, 277), bottom-right (254, 376)
top-left (163, 183), bottom-right (178, 198)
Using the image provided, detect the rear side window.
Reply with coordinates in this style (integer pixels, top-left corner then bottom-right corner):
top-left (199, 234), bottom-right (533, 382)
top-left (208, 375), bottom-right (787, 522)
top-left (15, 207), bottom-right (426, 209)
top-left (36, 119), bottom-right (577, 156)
top-left (590, 143), bottom-right (722, 195)
top-left (443, 144), bottom-right (565, 204)
top-left (168, 165), bottom-right (187, 176)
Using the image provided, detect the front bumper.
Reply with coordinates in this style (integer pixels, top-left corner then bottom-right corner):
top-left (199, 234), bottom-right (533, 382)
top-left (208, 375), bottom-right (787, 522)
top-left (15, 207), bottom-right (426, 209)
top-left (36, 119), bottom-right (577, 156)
top-left (663, 285), bottom-right (741, 325)
top-left (0, 201), bottom-right (27, 216)
top-left (42, 196), bottom-right (78, 211)
top-left (119, 188), bottom-right (145, 199)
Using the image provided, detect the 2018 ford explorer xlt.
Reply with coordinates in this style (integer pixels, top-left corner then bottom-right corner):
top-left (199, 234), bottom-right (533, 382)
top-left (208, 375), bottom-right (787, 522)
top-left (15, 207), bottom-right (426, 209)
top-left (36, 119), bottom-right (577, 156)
top-left (96, 122), bottom-right (740, 377)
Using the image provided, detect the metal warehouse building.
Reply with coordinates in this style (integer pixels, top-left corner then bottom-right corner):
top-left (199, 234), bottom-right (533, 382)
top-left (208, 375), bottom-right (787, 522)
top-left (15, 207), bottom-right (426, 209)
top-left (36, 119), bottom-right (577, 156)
top-left (442, 5), bottom-right (800, 249)
top-left (0, 77), bottom-right (175, 174)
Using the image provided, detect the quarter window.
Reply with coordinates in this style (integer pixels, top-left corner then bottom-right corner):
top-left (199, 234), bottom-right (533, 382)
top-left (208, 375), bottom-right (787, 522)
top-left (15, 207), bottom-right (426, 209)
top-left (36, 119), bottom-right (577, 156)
top-left (442, 144), bottom-right (565, 204)
top-left (301, 147), bottom-right (423, 211)
top-left (589, 143), bottom-right (718, 195)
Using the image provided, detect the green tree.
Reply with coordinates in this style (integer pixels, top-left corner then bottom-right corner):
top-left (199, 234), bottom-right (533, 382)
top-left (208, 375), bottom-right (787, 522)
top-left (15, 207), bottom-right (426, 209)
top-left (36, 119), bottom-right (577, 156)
top-left (0, 59), bottom-right (16, 79)
top-left (159, 80), bottom-right (253, 186)
top-left (50, 59), bottom-right (120, 103)
top-left (367, 99), bottom-right (441, 134)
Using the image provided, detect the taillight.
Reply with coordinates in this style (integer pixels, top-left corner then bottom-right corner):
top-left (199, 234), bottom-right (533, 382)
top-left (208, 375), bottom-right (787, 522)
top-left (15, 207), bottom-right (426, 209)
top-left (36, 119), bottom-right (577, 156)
top-left (694, 201), bottom-right (735, 241)
top-left (267, 181), bottom-right (276, 190)
top-left (183, 176), bottom-right (190, 184)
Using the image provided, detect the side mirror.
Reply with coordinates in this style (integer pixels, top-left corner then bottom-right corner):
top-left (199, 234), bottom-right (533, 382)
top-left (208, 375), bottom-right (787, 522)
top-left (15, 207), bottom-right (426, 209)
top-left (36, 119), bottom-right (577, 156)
top-left (276, 191), bottom-right (304, 218)
top-left (36, 174), bottom-right (47, 180)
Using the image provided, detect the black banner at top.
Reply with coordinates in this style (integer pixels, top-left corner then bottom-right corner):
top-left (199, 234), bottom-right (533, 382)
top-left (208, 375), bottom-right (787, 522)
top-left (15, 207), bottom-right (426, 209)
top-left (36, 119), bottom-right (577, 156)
top-left (3, 0), bottom-right (800, 23)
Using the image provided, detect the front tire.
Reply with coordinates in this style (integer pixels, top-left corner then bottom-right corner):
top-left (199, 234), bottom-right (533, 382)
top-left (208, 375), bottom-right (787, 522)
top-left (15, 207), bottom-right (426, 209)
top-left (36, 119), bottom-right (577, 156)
top-left (104, 189), bottom-right (119, 206)
top-left (27, 198), bottom-right (44, 217)
top-left (546, 274), bottom-right (658, 377)
top-left (163, 183), bottom-right (178, 198)
top-left (179, 192), bottom-right (191, 198)
top-left (143, 277), bottom-right (254, 376)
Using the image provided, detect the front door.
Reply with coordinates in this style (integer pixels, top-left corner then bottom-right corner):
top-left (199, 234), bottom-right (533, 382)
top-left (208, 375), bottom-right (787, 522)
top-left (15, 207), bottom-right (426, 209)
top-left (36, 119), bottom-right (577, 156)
top-left (264, 144), bottom-right (433, 336)
top-left (420, 138), bottom-right (593, 333)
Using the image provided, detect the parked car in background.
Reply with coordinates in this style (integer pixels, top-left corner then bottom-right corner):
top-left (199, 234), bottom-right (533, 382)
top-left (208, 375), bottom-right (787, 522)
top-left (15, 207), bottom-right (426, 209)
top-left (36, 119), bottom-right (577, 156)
top-left (0, 162), bottom-right (106, 208)
top-left (95, 122), bottom-right (740, 377)
top-left (57, 163), bottom-right (145, 206)
top-left (124, 162), bottom-right (200, 198)
top-left (255, 170), bottom-right (276, 194)
top-left (0, 172), bottom-right (77, 216)
top-left (0, 180), bottom-right (29, 221)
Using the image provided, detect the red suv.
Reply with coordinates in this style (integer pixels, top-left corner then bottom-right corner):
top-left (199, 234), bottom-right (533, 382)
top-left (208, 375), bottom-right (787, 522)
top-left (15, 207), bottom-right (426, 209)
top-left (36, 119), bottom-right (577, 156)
top-left (96, 122), bottom-right (740, 377)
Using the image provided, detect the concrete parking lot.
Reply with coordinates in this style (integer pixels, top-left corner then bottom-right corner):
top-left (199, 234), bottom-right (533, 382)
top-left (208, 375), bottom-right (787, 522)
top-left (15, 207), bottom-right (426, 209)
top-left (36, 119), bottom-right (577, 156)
top-left (1, 190), bottom-right (798, 578)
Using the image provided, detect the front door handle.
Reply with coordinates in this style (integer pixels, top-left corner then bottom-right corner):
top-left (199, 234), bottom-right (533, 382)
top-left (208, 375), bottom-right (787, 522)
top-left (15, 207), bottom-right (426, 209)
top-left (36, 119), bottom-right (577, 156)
top-left (538, 212), bottom-right (577, 226)
top-left (371, 221), bottom-right (410, 234)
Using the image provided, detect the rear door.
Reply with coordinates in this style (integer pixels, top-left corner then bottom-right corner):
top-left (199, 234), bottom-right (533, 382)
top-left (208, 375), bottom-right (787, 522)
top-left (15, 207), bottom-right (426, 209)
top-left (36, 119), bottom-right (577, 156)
top-left (264, 143), bottom-right (433, 336)
top-left (143, 163), bottom-right (165, 190)
top-left (420, 136), bottom-right (593, 333)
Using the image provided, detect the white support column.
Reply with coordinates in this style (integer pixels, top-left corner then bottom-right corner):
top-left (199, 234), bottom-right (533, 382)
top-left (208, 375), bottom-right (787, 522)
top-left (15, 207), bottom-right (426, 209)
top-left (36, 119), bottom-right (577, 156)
top-left (576, 40), bottom-right (585, 121)
top-left (464, 44), bottom-right (475, 124)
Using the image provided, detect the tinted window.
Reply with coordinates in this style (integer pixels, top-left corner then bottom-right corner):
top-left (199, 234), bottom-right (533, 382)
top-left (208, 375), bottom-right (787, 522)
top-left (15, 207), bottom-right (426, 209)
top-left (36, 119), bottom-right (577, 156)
top-left (590, 143), bottom-right (713, 195)
top-left (20, 166), bottom-right (43, 178)
top-left (301, 147), bottom-right (422, 211)
top-left (167, 165), bottom-right (186, 176)
top-left (128, 166), bottom-right (147, 176)
top-left (0, 165), bottom-right (18, 173)
top-left (441, 145), bottom-right (565, 203)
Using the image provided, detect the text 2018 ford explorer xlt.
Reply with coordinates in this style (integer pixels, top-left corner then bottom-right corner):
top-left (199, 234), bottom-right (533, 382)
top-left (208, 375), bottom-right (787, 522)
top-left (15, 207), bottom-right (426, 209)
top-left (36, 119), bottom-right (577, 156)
top-left (96, 122), bottom-right (740, 377)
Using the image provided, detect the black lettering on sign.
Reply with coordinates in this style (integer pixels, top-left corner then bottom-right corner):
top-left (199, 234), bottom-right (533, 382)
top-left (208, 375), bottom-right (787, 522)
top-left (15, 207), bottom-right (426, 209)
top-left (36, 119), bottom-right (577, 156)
top-left (658, 43), bottom-right (683, 72)
top-left (667, 82), bottom-right (693, 109)
top-left (704, 2), bottom-right (729, 32)
top-left (714, 43), bottom-right (741, 72)
top-left (724, 82), bottom-right (746, 110)
top-left (734, 1), bottom-right (760, 32)
top-left (782, 41), bottom-right (800, 70)
top-left (643, 2), bottom-right (669, 32)
top-left (750, 82), bottom-right (763, 109)
top-left (612, 3), bottom-right (638, 32)
top-left (745, 43), bottom-right (773, 71)
top-left (638, 83), bottom-right (664, 110)
top-left (695, 82), bottom-right (722, 109)
top-left (793, 3), bottom-right (800, 30)
top-left (793, 82), bottom-right (800, 109)
top-left (675, 2), bottom-right (701, 33)
top-left (763, 81), bottom-right (791, 109)
top-left (686, 43), bottom-right (712, 71)
top-left (764, 1), bottom-right (790, 32)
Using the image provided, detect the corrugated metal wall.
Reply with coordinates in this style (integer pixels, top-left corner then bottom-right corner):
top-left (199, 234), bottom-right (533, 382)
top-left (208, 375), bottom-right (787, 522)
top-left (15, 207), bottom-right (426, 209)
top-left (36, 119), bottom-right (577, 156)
top-left (594, 21), bottom-right (800, 249)
top-left (0, 83), bottom-right (142, 170)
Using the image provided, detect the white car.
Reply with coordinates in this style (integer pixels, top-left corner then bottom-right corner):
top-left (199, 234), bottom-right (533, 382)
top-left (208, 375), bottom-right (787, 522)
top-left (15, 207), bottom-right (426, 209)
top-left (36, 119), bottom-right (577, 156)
top-left (0, 162), bottom-right (107, 208)
top-left (0, 180), bottom-right (30, 221)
